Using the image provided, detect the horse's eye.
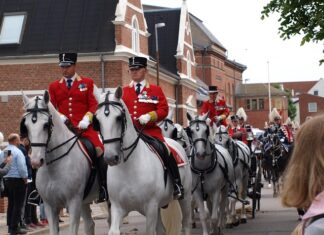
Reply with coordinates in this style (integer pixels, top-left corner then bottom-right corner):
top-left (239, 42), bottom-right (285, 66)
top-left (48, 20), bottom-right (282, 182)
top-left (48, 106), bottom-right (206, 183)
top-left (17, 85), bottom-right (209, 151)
top-left (116, 116), bottom-right (122, 122)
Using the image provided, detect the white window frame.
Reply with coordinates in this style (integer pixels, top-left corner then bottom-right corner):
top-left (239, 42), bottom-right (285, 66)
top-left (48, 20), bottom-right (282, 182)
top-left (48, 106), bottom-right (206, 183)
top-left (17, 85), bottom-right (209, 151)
top-left (131, 16), bottom-right (140, 54)
top-left (308, 102), bottom-right (317, 113)
top-left (187, 51), bottom-right (192, 79)
top-left (0, 12), bottom-right (27, 45)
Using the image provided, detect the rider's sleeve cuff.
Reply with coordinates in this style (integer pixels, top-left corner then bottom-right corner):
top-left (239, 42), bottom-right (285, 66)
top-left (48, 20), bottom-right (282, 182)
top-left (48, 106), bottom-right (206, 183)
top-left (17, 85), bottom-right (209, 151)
top-left (85, 112), bottom-right (94, 123)
top-left (148, 111), bottom-right (157, 122)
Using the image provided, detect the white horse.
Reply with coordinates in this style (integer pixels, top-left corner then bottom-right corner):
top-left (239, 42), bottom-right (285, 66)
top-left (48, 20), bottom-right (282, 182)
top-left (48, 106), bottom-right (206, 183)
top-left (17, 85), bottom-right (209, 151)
top-left (21, 91), bottom-right (104, 235)
top-left (158, 109), bottom-right (191, 157)
top-left (187, 112), bottom-right (234, 235)
top-left (213, 124), bottom-right (251, 226)
top-left (94, 87), bottom-right (192, 235)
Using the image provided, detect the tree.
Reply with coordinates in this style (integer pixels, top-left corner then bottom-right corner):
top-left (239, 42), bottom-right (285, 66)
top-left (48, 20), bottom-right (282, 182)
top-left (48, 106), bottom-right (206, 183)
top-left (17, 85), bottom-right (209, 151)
top-left (261, 0), bottom-right (324, 64)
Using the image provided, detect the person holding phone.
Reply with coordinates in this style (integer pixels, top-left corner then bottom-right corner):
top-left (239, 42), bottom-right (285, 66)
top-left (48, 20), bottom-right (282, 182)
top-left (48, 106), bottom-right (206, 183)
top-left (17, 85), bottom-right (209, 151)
top-left (1, 133), bottom-right (28, 235)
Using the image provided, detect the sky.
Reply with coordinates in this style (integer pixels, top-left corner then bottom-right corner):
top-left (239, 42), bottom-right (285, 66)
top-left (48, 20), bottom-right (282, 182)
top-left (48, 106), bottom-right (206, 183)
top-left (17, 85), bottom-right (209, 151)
top-left (141, 0), bottom-right (324, 83)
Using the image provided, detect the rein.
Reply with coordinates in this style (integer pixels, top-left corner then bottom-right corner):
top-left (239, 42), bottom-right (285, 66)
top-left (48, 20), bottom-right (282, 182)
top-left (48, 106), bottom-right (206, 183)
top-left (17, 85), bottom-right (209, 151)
top-left (96, 92), bottom-right (145, 162)
top-left (23, 96), bottom-right (85, 165)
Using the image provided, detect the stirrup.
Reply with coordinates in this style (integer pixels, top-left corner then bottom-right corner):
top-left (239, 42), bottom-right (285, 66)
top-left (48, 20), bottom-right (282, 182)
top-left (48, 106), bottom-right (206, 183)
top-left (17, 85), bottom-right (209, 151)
top-left (27, 190), bottom-right (42, 206)
top-left (173, 184), bottom-right (184, 200)
top-left (95, 186), bottom-right (108, 203)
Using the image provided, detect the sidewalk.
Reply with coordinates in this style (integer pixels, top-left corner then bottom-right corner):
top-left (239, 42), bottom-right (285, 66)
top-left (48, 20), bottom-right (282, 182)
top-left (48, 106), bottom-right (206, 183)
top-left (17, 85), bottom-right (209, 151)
top-left (0, 202), bottom-right (108, 235)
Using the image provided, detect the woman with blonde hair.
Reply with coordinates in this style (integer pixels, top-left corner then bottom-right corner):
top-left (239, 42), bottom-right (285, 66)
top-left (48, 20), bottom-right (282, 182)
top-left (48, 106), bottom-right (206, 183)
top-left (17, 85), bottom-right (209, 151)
top-left (282, 114), bottom-right (324, 235)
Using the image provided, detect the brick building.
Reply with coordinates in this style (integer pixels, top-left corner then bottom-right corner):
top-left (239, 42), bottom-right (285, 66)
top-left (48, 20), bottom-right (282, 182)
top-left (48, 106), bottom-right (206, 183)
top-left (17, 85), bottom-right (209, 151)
top-left (0, 0), bottom-right (246, 138)
top-left (0, 0), bottom-right (200, 138)
top-left (235, 83), bottom-right (288, 129)
top-left (190, 14), bottom-right (246, 110)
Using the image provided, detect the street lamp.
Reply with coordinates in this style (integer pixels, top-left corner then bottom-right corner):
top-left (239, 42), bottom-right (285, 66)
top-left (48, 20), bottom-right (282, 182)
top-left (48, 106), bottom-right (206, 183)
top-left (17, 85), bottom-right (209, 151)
top-left (267, 61), bottom-right (272, 118)
top-left (155, 22), bottom-right (165, 86)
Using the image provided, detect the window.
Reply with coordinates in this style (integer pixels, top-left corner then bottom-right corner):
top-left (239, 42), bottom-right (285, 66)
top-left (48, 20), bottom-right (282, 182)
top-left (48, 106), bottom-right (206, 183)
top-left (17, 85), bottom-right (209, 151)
top-left (308, 102), bottom-right (317, 113)
top-left (187, 51), bottom-right (192, 79)
top-left (252, 99), bottom-right (257, 110)
top-left (314, 90), bottom-right (319, 96)
top-left (259, 99), bottom-right (264, 110)
top-left (0, 13), bottom-right (27, 44)
top-left (246, 99), bottom-right (251, 110)
top-left (246, 98), bottom-right (265, 110)
top-left (131, 16), bottom-right (139, 53)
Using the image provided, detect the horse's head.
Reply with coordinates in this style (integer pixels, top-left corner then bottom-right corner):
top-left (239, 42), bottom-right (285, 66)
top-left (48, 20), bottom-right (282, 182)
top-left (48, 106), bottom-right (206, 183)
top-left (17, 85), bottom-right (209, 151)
top-left (214, 124), bottom-right (230, 146)
top-left (186, 112), bottom-right (210, 159)
top-left (21, 91), bottom-right (53, 168)
top-left (94, 87), bottom-right (127, 166)
top-left (158, 118), bottom-right (178, 140)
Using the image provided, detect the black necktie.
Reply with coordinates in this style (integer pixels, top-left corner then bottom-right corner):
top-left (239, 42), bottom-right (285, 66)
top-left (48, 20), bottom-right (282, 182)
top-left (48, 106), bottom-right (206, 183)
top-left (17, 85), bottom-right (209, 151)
top-left (136, 83), bottom-right (141, 95)
top-left (67, 79), bottom-right (72, 89)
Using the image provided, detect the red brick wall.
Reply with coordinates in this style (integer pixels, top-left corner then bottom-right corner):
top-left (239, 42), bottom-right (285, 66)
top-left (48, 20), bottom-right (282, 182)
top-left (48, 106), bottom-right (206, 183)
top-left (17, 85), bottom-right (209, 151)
top-left (0, 198), bottom-right (8, 213)
top-left (298, 94), bottom-right (324, 123)
top-left (236, 95), bottom-right (288, 129)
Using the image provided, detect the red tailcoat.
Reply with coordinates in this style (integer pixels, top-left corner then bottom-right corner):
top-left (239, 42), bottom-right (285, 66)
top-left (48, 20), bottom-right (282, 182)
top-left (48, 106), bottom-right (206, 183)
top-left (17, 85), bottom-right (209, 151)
top-left (281, 125), bottom-right (294, 143)
top-left (228, 126), bottom-right (247, 144)
top-left (49, 74), bottom-right (104, 151)
top-left (200, 99), bottom-right (229, 126)
top-left (122, 81), bottom-right (168, 141)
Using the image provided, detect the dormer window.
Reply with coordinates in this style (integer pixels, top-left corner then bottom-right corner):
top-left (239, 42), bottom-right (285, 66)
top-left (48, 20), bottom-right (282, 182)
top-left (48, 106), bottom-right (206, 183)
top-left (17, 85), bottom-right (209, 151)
top-left (132, 16), bottom-right (139, 54)
top-left (0, 12), bottom-right (27, 45)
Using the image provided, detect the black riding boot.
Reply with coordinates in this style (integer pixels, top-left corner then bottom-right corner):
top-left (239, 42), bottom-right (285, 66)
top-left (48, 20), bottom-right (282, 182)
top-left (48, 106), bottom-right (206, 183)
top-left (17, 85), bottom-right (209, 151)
top-left (96, 156), bottom-right (108, 203)
top-left (167, 153), bottom-right (184, 200)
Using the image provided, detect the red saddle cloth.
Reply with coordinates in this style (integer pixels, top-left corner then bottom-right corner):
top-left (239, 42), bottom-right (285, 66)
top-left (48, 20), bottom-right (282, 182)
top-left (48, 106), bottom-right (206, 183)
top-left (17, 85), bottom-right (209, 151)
top-left (169, 145), bottom-right (186, 167)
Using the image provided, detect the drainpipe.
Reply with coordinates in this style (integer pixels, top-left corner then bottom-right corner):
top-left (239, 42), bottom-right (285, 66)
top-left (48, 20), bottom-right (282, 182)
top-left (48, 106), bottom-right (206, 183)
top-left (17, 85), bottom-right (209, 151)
top-left (175, 76), bottom-right (180, 123)
top-left (100, 54), bottom-right (105, 93)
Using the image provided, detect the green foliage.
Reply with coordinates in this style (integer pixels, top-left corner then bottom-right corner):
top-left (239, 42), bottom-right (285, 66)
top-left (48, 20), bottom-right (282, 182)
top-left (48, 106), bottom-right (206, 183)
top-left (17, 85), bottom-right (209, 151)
top-left (287, 97), bottom-right (297, 120)
top-left (261, 0), bottom-right (324, 64)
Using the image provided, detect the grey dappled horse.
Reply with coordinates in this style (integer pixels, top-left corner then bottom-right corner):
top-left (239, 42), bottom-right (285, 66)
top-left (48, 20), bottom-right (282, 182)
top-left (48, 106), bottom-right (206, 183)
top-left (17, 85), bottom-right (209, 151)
top-left (214, 124), bottom-right (251, 226)
top-left (187, 112), bottom-right (234, 235)
top-left (21, 91), bottom-right (104, 235)
top-left (94, 87), bottom-right (192, 235)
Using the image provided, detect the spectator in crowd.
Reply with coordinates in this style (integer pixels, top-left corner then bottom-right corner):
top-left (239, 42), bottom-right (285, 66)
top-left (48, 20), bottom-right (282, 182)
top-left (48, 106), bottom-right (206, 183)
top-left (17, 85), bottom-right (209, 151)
top-left (282, 115), bottom-right (324, 235)
top-left (18, 135), bottom-right (32, 230)
top-left (2, 133), bottom-right (28, 235)
top-left (0, 149), bottom-right (12, 198)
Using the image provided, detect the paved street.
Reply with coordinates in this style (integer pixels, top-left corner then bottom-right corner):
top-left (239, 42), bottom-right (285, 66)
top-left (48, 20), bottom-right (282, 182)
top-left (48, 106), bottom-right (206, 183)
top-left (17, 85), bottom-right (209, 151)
top-left (0, 182), bottom-right (299, 235)
top-left (58, 183), bottom-right (299, 234)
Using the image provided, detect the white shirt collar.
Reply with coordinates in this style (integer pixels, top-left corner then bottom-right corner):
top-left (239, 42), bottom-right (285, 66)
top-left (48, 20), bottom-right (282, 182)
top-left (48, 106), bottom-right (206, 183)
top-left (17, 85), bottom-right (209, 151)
top-left (134, 80), bottom-right (146, 92)
top-left (64, 73), bottom-right (76, 82)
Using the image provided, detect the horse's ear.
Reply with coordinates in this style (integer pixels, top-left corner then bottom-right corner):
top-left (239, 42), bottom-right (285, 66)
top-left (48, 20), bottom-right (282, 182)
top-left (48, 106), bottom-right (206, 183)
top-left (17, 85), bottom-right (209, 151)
top-left (44, 90), bottom-right (50, 104)
top-left (22, 91), bottom-right (29, 106)
top-left (202, 111), bottom-right (209, 121)
top-left (187, 112), bottom-right (193, 122)
top-left (115, 86), bottom-right (123, 100)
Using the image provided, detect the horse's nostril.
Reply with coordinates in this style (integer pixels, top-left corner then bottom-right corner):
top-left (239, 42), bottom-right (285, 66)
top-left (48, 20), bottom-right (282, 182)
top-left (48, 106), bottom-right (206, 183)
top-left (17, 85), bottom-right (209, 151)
top-left (40, 158), bottom-right (44, 165)
top-left (114, 155), bottom-right (119, 162)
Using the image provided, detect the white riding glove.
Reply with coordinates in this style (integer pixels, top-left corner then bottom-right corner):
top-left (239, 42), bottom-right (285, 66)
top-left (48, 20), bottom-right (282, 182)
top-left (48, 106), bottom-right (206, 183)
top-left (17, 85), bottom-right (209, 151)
top-left (78, 116), bottom-right (90, 130)
top-left (215, 116), bottom-right (222, 122)
top-left (60, 114), bottom-right (67, 123)
top-left (138, 114), bottom-right (151, 125)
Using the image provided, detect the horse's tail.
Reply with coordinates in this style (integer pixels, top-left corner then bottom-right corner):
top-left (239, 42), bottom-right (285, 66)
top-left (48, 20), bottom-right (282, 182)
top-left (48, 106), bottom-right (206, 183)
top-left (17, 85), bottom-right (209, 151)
top-left (161, 200), bottom-right (182, 235)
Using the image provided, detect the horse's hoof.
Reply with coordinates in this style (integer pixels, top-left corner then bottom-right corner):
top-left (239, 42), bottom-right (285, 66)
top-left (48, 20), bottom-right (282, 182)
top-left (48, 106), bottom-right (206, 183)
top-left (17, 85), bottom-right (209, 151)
top-left (240, 218), bottom-right (247, 224)
top-left (233, 221), bottom-right (240, 227)
top-left (226, 223), bottom-right (233, 229)
top-left (192, 222), bottom-right (196, 229)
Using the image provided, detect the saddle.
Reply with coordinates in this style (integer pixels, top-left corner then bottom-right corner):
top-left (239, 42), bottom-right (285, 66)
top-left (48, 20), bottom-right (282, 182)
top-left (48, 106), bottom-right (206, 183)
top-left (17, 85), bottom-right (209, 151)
top-left (78, 138), bottom-right (97, 200)
top-left (139, 133), bottom-right (185, 166)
